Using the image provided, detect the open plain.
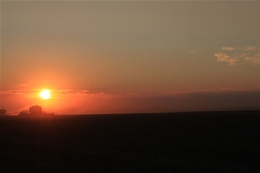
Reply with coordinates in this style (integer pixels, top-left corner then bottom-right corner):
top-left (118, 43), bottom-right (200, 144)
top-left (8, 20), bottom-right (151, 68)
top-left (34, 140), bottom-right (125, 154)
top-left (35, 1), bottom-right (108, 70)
top-left (0, 111), bottom-right (259, 173)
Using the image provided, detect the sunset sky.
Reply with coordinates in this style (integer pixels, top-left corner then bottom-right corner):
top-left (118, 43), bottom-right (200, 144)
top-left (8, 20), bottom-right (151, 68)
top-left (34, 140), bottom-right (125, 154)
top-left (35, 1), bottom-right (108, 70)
top-left (1, 1), bottom-right (260, 114)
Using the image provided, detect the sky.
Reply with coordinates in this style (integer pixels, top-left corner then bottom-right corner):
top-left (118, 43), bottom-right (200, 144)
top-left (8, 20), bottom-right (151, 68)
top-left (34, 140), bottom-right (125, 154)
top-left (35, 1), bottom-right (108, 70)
top-left (1, 1), bottom-right (260, 114)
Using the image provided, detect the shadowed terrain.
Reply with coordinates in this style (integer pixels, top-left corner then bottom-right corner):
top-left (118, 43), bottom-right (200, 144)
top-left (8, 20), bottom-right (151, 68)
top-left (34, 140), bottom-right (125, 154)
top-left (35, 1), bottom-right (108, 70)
top-left (0, 111), bottom-right (259, 173)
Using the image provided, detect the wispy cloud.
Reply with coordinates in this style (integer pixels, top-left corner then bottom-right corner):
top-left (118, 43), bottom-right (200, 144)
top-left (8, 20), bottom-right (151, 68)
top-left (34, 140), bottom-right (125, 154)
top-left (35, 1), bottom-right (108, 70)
top-left (221, 46), bottom-right (235, 51)
top-left (0, 90), bottom-right (30, 95)
top-left (190, 50), bottom-right (197, 55)
top-left (55, 90), bottom-right (89, 94)
top-left (214, 46), bottom-right (260, 66)
top-left (0, 89), bottom-right (106, 97)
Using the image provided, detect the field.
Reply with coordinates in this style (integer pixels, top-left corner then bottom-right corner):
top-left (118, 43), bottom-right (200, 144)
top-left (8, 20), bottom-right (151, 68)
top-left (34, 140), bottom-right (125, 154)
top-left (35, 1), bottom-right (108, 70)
top-left (0, 111), bottom-right (259, 173)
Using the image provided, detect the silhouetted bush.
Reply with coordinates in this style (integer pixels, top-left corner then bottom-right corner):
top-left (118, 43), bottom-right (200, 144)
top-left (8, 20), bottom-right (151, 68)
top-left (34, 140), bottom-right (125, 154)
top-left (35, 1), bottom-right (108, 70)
top-left (18, 110), bottom-right (30, 116)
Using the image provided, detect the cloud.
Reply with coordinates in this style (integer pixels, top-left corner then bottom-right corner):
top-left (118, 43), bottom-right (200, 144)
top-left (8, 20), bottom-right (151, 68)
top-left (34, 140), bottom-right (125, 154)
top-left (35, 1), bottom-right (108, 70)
top-left (244, 55), bottom-right (260, 65)
top-left (215, 46), bottom-right (260, 65)
top-left (1, 88), bottom-right (260, 114)
top-left (245, 46), bottom-right (260, 51)
top-left (214, 52), bottom-right (238, 66)
top-left (190, 50), bottom-right (197, 55)
top-left (18, 83), bottom-right (29, 87)
top-left (221, 47), bottom-right (235, 51)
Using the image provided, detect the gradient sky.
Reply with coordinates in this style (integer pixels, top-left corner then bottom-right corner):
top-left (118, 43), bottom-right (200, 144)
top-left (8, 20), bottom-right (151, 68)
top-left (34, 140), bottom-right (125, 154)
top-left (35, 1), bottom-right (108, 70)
top-left (1, 1), bottom-right (260, 114)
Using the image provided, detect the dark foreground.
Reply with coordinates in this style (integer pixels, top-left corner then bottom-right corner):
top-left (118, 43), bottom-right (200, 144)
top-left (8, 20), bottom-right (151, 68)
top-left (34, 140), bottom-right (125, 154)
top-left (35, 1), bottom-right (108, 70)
top-left (0, 111), bottom-right (259, 173)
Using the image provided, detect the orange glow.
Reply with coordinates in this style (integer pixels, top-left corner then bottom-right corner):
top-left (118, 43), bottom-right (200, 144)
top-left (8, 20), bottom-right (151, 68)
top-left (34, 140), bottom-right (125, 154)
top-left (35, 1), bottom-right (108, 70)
top-left (39, 89), bottom-right (51, 100)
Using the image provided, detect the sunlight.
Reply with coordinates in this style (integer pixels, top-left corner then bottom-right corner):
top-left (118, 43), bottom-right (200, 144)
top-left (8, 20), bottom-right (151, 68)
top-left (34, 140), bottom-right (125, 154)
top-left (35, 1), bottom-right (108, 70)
top-left (39, 89), bottom-right (51, 100)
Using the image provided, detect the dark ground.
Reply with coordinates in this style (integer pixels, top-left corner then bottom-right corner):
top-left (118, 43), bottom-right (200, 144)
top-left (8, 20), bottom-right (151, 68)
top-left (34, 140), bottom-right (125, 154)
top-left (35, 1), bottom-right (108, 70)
top-left (0, 111), bottom-right (259, 173)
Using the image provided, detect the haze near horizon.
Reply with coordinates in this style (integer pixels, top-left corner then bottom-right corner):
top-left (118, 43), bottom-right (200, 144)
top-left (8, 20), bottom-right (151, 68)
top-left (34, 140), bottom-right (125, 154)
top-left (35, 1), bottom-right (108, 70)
top-left (1, 1), bottom-right (260, 114)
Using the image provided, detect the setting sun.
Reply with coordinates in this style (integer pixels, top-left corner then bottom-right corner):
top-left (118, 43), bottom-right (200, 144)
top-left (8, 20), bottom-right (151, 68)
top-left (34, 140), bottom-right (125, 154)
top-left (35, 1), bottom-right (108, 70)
top-left (40, 89), bottom-right (51, 100)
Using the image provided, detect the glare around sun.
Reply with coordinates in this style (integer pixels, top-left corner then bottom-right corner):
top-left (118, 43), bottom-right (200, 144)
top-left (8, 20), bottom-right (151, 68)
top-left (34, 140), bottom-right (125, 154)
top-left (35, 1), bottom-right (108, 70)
top-left (40, 89), bottom-right (51, 100)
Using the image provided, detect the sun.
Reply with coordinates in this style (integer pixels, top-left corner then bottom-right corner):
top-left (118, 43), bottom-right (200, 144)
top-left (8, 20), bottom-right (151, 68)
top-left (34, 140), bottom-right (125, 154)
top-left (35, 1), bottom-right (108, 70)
top-left (39, 89), bottom-right (51, 100)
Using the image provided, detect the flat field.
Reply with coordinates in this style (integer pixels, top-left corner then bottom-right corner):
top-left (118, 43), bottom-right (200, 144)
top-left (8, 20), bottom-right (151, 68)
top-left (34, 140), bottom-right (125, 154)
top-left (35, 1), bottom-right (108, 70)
top-left (0, 111), bottom-right (259, 173)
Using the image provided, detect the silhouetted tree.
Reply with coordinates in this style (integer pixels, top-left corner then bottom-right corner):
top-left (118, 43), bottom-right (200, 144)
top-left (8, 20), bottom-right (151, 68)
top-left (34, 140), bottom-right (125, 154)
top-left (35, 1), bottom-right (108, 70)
top-left (0, 109), bottom-right (7, 115)
top-left (29, 105), bottom-right (43, 115)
